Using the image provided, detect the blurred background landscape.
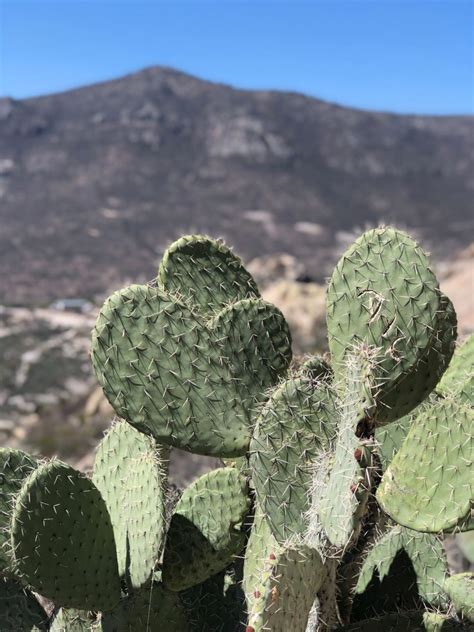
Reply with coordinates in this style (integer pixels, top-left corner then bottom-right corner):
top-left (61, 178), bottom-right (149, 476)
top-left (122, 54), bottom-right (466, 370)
top-left (0, 0), bottom-right (472, 509)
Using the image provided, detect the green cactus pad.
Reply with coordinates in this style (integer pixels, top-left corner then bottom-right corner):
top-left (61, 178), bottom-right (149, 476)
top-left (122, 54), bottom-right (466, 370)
top-left (102, 582), bottom-right (189, 632)
top-left (221, 454), bottom-right (250, 477)
top-left (250, 376), bottom-right (337, 543)
top-left (91, 285), bottom-right (291, 457)
top-left (0, 577), bottom-right (47, 631)
top-left (93, 420), bottom-right (167, 589)
top-left (374, 408), bottom-right (419, 472)
top-left (0, 448), bottom-right (38, 569)
top-left (377, 399), bottom-right (473, 532)
top-left (180, 567), bottom-right (246, 632)
top-left (336, 611), bottom-right (470, 631)
top-left (317, 356), bottom-right (376, 548)
top-left (243, 509), bottom-right (325, 632)
top-left (300, 355), bottom-right (333, 380)
top-left (162, 467), bottom-right (250, 591)
top-left (318, 435), bottom-right (374, 548)
top-left (327, 227), bottom-right (442, 423)
top-left (376, 291), bottom-right (457, 423)
top-left (49, 609), bottom-right (101, 632)
top-left (157, 234), bottom-right (260, 314)
top-left (445, 573), bottom-right (474, 622)
top-left (437, 333), bottom-right (473, 406)
top-left (356, 524), bottom-right (449, 608)
top-left (11, 460), bottom-right (120, 610)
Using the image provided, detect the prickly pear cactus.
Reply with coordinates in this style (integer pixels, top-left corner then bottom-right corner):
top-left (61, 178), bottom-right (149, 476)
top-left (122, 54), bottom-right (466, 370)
top-left (250, 375), bottom-right (337, 543)
top-left (0, 577), bottom-right (47, 631)
top-left (11, 460), bottom-right (120, 610)
top-left (49, 609), bottom-right (100, 632)
top-left (437, 333), bottom-right (473, 405)
top-left (2, 228), bottom-right (471, 631)
top-left (91, 236), bottom-right (292, 458)
top-left (326, 227), bottom-right (450, 424)
top-left (377, 399), bottom-right (473, 532)
top-left (93, 420), bottom-right (167, 589)
top-left (243, 508), bottom-right (325, 632)
top-left (317, 351), bottom-right (377, 548)
top-left (336, 611), bottom-right (470, 631)
top-left (101, 582), bottom-right (189, 632)
top-left (355, 524), bottom-right (449, 608)
top-left (162, 467), bottom-right (250, 591)
top-left (157, 234), bottom-right (260, 313)
top-left (444, 573), bottom-right (474, 622)
top-left (0, 448), bottom-right (38, 569)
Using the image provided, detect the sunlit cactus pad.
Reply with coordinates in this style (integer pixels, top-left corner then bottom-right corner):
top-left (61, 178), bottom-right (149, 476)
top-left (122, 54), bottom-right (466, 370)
top-left (250, 375), bottom-right (337, 543)
top-left (444, 573), bottom-right (474, 623)
top-left (244, 509), bottom-right (325, 632)
top-left (91, 285), bottom-right (291, 457)
top-left (11, 461), bottom-right (120, 610)
top-left (157, 234), bottom-right (260, 313)
top-left (327, 227), bottom-right (445, 423)
top-left (163, 467), bottom-right (250, 591)
top-left (93, 420), bottom-right (166, 588)
top-left (377, 399), bottom-right (473, 532)
top-left (437, 333), bottom-right (473, 405)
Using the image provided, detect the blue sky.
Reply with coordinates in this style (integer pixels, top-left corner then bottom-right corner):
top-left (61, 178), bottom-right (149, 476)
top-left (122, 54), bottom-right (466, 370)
top-left (0, 1), bottom-right (472, 114)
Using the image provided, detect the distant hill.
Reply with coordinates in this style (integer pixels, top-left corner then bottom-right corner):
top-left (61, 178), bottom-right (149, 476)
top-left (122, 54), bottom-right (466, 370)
top-left (0, 66), bottom-right (472, 305)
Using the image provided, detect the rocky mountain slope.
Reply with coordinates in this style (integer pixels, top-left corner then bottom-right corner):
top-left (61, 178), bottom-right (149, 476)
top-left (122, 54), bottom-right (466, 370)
top-left (0, 66), bottom-right (473, 305)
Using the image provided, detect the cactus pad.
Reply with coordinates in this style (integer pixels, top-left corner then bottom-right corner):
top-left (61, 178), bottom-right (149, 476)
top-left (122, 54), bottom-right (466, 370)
top-left (356, 524), bottom-right (449, 608)
top-left (180, 567), bottom-right (246, 632)
top-left (0, 577), bottom-right (47, 631)
top-left (337, 611), bottom-right (470, 631)
top-left (300, 355), bottom-right (333, 380)
top-left (444, 573), bottom-right (474, 622)
top-left (91, 285), bottom-right (291, 457)
top-left (162, 467), bottom-right (250, 591)
top-left (243, 510), bottom-right (325, 632)
top-left (437, 333), bottom-right (473, 406)
top-left (376, 291), bottom-right (457, 423)
top-left (49, 609), bottom-right (100, 632)
top-left (0, 448), bottom-right (38, 569)
top-left (317, 357), bottom-right (376, 548)
top-left (11, 460), bottom-right (120, 610)
top-left (250, 376), bottom-right (337, 543)
top-left (102, 582), bottom-right (189, 632)
top-left (93, 420), bottom-right (166, 588)
top-left (377, 399), bottom-right (473, 532)
top-left (157, 234), bottom-right (260, 314)
top-left (374, 412), bottom-right (413, 472)
top-left (327, 227), bottom-right (443, 423)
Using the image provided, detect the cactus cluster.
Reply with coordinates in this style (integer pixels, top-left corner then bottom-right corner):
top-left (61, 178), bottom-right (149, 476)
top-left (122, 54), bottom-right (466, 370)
top-left (0, 228), bottom-right (472, 631)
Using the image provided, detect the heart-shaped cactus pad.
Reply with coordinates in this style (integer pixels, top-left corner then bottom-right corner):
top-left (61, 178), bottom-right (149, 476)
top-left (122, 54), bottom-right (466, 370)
top-left (92, 284), bottom-right (292, 457)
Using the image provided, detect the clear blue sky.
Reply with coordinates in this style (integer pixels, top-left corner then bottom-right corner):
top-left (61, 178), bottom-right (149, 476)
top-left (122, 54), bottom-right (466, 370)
top-left (0, 0), bottom-right (472, 114)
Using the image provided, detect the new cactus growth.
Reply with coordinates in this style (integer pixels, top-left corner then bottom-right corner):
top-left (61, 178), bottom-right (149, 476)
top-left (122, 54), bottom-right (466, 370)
top-left (1, 230), bottom-right (472, 631)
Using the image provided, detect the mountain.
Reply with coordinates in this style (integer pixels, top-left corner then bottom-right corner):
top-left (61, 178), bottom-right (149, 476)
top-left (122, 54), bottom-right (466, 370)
top-left (0, 66), bottom-right (472, 305)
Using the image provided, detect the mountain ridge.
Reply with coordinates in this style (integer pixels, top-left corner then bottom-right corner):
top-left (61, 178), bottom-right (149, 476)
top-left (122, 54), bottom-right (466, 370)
top-left (1, 65), bottom-right (472, 305)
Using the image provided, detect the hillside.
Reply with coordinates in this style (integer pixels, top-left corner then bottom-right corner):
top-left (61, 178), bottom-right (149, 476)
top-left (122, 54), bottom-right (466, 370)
top-left (0, 66), bottom-right (473, 304)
